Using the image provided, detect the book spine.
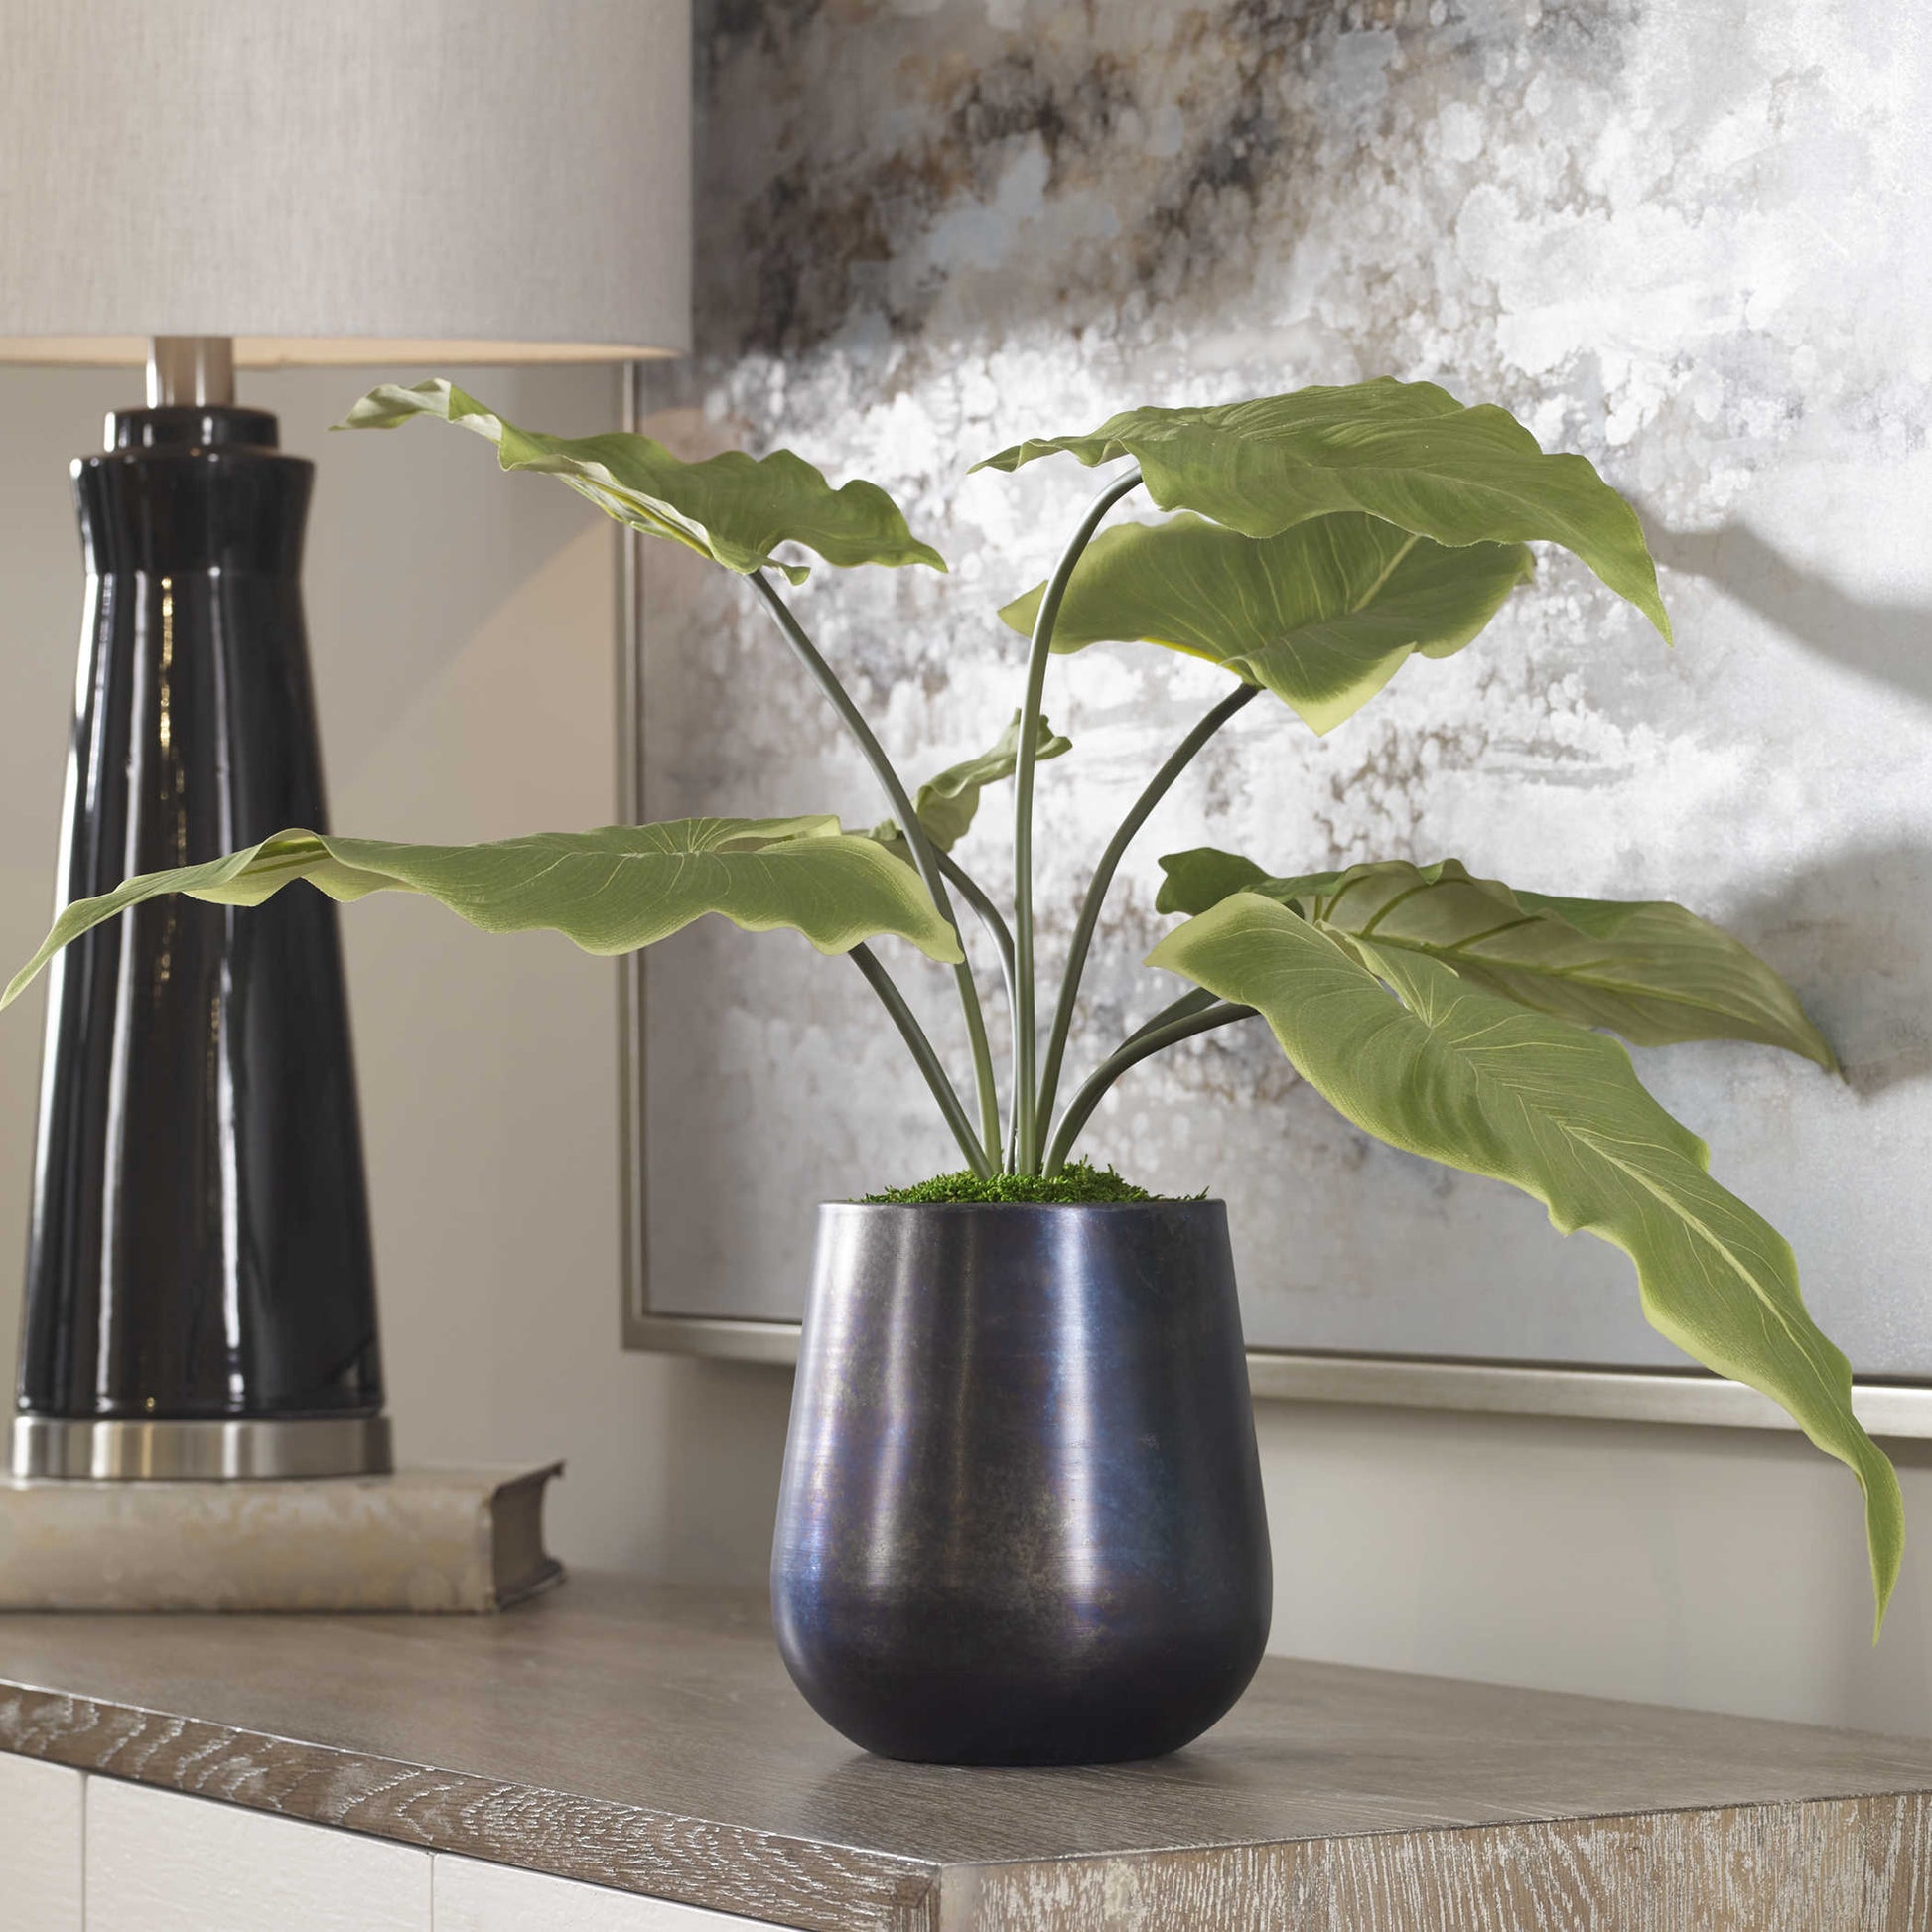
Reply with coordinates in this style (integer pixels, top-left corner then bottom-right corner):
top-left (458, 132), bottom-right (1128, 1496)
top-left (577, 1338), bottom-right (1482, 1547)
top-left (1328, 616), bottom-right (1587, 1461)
top-left (0, 1475), bottom-right (551, 1614)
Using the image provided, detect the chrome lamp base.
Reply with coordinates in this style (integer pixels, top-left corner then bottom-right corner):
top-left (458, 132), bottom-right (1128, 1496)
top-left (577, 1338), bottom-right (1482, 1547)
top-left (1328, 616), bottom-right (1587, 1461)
top-left (9, 1415), bottom-right (393, 1482)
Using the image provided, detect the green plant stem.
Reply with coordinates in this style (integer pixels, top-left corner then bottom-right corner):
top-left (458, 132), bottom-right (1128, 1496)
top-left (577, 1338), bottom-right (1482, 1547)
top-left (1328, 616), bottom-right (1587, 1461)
top-left (1012, 467), bottom-right (1144, 1173)
top-left (1114, 986), bottom-right (1222, 1055)
top-left (1034, 681), bottom-right (1260, 1149)
top-left (942, 847), bottom-right (1023, 1173)
top-left (1043, 1000), bottom-right (1256, 1177)
top-left (750, 570), bottom-right (1001, 1162)
top-left (936, 850), bottom-right (1018, 1033)
top-left (849, 945), bottom-right (995, 1179)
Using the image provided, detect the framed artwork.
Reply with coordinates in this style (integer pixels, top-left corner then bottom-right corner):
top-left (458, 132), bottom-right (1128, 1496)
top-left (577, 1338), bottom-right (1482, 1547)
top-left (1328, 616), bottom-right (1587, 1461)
top-left (611, 375), bottom-right (1932, 1440)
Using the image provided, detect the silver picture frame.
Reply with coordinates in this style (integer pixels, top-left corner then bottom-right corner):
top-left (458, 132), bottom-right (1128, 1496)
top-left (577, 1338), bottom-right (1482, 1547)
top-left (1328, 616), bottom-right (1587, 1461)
top-left (610, 367), bottom-right (1932, 1441)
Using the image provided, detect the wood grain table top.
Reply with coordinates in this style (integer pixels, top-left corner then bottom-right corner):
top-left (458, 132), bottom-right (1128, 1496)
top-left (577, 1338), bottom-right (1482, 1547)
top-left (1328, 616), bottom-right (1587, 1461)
top-left (2, 1574), bottom-right (1930, 1930)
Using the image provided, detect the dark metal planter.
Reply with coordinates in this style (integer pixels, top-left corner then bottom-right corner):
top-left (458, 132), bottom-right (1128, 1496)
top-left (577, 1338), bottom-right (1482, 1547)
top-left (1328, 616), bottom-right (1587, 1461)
top-left (771, 1199), bottom-right (1271, 1765)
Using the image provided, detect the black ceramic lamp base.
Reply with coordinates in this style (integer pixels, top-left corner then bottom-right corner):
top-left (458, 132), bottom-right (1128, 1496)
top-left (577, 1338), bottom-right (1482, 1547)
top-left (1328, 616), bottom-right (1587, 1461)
top-left (10, 396), bottom-right (388, 1481)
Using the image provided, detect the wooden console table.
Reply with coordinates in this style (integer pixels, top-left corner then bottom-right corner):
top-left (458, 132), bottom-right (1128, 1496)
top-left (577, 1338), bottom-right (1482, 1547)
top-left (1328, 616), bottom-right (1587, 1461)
top-left (2, 1574), bottom-right (1930, 1930)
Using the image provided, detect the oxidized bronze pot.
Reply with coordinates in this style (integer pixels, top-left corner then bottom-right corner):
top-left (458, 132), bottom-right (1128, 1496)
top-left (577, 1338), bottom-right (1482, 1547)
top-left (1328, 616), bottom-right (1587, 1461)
top-left (771, 1199), bottom-right (1271, 1765)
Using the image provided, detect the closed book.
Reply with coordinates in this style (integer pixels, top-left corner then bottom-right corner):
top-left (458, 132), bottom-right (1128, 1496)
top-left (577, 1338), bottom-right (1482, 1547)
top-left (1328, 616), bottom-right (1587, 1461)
top-left (0, 1464), bottom-right (563, 1613)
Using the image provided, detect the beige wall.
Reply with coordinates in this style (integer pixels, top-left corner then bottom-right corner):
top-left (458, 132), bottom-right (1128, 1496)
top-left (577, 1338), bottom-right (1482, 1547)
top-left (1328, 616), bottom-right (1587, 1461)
top-left (2, 363), bottom-right (1928, 1736)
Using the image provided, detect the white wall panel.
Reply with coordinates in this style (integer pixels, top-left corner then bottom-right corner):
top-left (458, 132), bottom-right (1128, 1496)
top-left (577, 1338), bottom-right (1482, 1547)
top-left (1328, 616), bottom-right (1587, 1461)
top-left (434, 1856), bottom-right (776, 1931)
top-left (84, 1780), bottom-right (428, 1932)
top-left (0, 1754), bottom-right (82, 1932)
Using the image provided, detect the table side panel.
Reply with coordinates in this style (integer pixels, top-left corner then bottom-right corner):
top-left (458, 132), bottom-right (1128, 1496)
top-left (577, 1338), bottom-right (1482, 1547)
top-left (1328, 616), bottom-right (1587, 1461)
top-left (943, 1792), bottom-right (1932, 1932)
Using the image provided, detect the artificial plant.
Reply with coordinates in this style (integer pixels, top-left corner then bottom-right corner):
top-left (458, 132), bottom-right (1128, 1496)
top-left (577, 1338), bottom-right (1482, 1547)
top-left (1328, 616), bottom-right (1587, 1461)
top-left (1, 376), bottom-right (1901, 1626)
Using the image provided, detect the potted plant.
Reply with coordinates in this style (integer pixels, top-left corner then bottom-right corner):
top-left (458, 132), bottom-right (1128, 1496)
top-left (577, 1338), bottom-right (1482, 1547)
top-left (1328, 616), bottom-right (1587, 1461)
top-left (5, 377), bottom-right (1901, 1766)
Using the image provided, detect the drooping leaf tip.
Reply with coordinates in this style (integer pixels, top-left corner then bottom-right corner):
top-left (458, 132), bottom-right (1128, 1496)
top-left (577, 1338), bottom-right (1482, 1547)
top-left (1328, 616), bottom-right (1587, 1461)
top-left (330, 401), bottom-right (395, 433)
top-left (333, 381), bottom-right (444, 433)
top-left (1864, 1450), bottom-right (1905, 1642)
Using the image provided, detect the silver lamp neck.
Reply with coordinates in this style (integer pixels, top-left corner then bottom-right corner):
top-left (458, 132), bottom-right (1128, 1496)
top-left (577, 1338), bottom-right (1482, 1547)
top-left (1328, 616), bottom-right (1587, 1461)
top-left (146, 336), bottom-right (236, 408)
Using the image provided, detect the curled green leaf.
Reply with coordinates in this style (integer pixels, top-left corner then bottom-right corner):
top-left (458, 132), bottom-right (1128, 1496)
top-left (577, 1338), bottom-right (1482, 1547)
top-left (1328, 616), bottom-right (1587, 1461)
top-left (914, 710), bottom-right (1072, 852)
top-left (977, 378), bottom-right (1668, 640)
top-left (1155, 847), bottom-right (1285, 914)
top-left (868, 711), bottom-right (1071, 859)
top-left (342, 380), bottom-right (946, 583)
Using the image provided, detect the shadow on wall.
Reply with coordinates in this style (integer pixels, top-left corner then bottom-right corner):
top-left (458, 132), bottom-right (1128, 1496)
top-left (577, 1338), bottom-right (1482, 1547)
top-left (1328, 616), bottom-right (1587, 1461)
top-left (1650, 520), bottom-right (1932, 712)
top-left (1642, 517), bottom-right (1932, 1100)
top-left (1729, 841), bottom-right (1932, 1101)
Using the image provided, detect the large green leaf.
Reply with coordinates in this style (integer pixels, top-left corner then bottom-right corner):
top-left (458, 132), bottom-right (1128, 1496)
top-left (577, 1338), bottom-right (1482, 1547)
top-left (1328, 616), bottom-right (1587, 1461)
top-left (1147, 893), bottom-right (1901, 1630)
top-left (997, 512), bottom-right (1534, 734)
top-left (341, 380), bottom-right (946, 583)
top-left (976, 378), bottom-right (1669, 639)
top-left (1156, 851), bottom-right (1833, 1067)
top-left (2, 817), bottom-right (963, 1011)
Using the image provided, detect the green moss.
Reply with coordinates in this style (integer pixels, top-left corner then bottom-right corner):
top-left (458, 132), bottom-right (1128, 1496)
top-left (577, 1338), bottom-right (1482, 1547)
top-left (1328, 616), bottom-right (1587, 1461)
top-left (858, 1160), bottom-right (1197, 1205)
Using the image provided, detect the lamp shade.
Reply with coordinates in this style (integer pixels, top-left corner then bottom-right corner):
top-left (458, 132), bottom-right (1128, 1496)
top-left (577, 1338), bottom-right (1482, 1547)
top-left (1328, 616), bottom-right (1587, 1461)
top-left (0, 0), bottom-right (690, 365)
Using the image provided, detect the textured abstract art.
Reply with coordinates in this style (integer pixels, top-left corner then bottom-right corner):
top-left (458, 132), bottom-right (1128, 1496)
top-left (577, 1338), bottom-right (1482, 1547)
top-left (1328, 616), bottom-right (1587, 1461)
top-left (632, 0), bottom-right (1932, 1375)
